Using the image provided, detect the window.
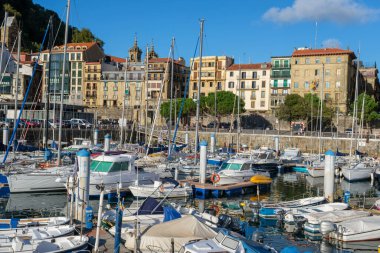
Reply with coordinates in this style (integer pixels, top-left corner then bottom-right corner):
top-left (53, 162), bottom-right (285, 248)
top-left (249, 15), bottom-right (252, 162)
top-left (295, 59), bottom-right (299, 64)
top-left (251, 91), bottom-right (256, 99)
top-left (283, 79), bottom-right (288, 87)
top-left (228, 82), bottom-right (234, 88)
top-left (326, 81), bottom-right (330, 88)
top-left (326, 69), bottom-right (330, 76)
top-left (274, 60), bottom-right (280, 68)
top-left (272, 89), bottom-right (278, 94)
top-left (283, 89), bottom-right (289, 94)
top-left (240, 81), bottom-right (245, 89)
top-left (260, 101), bottom-right (265, 107)
top-left (193, 82), bottom-right (197, 90)
top-left (241, 72), bottom-right (246, 79)
top-left (263, 70), bottom-right (266, 76)
top-left (229, 71), bottom-right (233, 77)
top-left (336, 81), bottom-right (341, 88)
top-left (261, 91), bottom-right (265, 98)
top-left (251, 81), bottom-right (256, 89)
top-left (251, 101), bottom-right (255, 108)
top-left (305, 58), bottom-right (310, 64)
top-left (104, 84), bottom-right (108, 91)
top-left (193, 92), bottom-right (197, 99)
top-left (337, 57), bottom-right (342, 63)
top-left (315, 58), bottom-right (320, 63)
top-left (201, 82), bottom-right (205, 87)
top-left (210, 82), bottom-right (213, 87)
top-left (336, 69), bottom-right (341, 76)
top-left (43, 54), bottom-right (48, 61)
top-left (273, 80), bottom-right (278, 87)
top-left (217, 82), bottom-right (222, 90)
top-left (70, 53), bottom-right (75, 61)
top-left (304, 81), bottom-right (309, 88)
top-left (294, 82), bottom-right (299, 88)
top-left (252, 72), bottom-right (257, 79)
top-left (314, 69), bottom-right (319, 76)
top-left (261, 81), bottom-right (266, 88)
top-left (326, 57), bottom-right (331, 63)
top-left (284, 60), bottom-right (289, 67)
top-left (241, 91), bottom-right (245, 99)
top-left (325, 93), bottom-right (331, 100)
top-left (114, 84), bottom-right (118, 91)
top-left (76, 53), bottom-right (81, 61)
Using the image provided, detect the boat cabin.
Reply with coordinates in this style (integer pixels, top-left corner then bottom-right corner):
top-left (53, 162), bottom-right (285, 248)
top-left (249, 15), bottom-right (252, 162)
top-left (90, 154), bottom-right (136, 173)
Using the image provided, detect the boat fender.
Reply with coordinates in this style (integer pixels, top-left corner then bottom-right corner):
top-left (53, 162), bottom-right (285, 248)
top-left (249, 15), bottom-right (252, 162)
top-left (210, 173), bottom-right (220, 184)
top-left (320, 221), bottom-right (336, 235)
top-left (201, 212), bottom-right (219, 224)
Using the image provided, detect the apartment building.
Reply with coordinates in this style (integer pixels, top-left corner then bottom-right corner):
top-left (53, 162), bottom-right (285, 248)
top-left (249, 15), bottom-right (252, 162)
top-left (270, 56), bottom-right (291, 109)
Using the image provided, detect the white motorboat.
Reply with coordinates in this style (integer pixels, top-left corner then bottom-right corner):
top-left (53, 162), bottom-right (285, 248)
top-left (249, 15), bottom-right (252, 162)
top-left (303, 210), bottom-right (371, 234)
top-left (307, 160), bottom-right (325, 178)
top-left (181, 229), bottom-right (276, 253)
top-left (280, 148), bottom-right (303, 164)
top-left (0, 217), bottom-right (68, 230)
top-left (215, 158), bottom-right (270, 185)
top-left (0, 235), bottom-right (88, 252)
top-left (3, 165), bottom-right (73, 193)
top-left (342, 162), bottom-right (376, 182)
top-left (64, 153), bottom-right (159, 196)
top-left (320, 216), bottom-right (380, 242)
top-left (0, 225), bottom-right (75, 242)
top-left (64, 138), bottom-right (93, 152)
top-left (129, 180), bottom-right (192, 198)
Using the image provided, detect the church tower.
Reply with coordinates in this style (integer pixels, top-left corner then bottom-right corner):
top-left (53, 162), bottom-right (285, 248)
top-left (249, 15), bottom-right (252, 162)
top-left (128, 35), bottom-right (142, 62)
top-left (148, 40), bottom-right (158, 60)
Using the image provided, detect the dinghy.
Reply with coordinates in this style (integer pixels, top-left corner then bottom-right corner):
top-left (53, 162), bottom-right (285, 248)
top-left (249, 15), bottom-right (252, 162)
top-left (0, 225), bottom-right (75, 242)
top-left (129, 179), bottom-right (192, 199)
top-left (342, 162), bottom-right (376, 182)
top-left (0, 217), bottom-right (69, 230)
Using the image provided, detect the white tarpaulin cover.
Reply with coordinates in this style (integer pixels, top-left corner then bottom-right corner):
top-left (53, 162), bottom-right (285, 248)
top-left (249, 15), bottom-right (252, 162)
top-left (125, 215), bottom-right (217, 252)
top-left (340, 216), bottom-right (380, 234)
top-left (305, 210), bottom-right (370, 225)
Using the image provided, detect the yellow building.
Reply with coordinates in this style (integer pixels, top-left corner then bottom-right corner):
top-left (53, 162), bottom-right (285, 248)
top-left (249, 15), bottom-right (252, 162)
top-left (83, 61), bottom-right (101, 107)
top-left (189, 56), bottom-right (234, 99)
top-left (290, 48), bottom-right (357, 113)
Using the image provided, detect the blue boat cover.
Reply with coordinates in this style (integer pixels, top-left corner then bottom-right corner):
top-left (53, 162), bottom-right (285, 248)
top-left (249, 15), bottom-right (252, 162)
top-left (336, 149), bottom-right (348, 156)
top-left (163, 206), bottom-right (181, 222)
top-left (51, 140), bottom-right (58, 150)
top-left (134, 197), bottom-right (164, 215)
top-left (0, 174), bottom-right (10, 198)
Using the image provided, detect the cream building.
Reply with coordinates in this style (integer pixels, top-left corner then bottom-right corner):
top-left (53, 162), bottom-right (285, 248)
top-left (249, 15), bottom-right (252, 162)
top-left (291, 48), bottom-right (357, 113)
top-left (189, 56), bottom-right (234, 99)
top-left (225, 63), bottom-right (272, 112)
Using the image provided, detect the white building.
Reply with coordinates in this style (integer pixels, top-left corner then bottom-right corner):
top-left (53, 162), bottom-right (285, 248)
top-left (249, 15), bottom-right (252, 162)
top-left (225, 63), bottom-right (272, 112)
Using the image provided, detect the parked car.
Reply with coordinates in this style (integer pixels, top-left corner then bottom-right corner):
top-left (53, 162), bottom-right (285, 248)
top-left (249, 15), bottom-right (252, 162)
top-left (219, 122), bottom-right (231, 129)
top-left (70, 118), bottom-right (92, 129)
top-left (345, 128), bottom-right (354, 134)
top-left (62, 120), bottom-right (72, 128)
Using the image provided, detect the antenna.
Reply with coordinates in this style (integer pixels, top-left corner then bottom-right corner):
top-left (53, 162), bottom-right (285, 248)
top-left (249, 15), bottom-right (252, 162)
top-left (314, 21), bottom-right (318, 49)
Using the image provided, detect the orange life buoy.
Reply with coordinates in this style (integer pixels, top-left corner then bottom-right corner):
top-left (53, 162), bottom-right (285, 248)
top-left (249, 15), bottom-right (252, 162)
top-left (39, 162), bottom-right (50, 169)
top-left (210, 204), bottom-right (220, 215)
top-left (210, 173), bottom-right (220, 184)
top-left (159, 185), bottom-right (165, 193)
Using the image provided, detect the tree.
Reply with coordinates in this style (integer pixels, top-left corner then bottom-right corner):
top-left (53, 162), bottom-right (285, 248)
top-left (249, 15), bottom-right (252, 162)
top-left (304, 93), bottom-right (334, 131)
top-left (277, 94), bottom-right (306, 126)
top-left (72, 28), bottom-right (104, 48)
top-left (351, 93), bottom-right (380, 131)
top-left (3, 4), bottom-right (21, 18)
top-left (202, 91), bottom-right (245, 116)
top-left (160, 98), bottom-right (196, 126)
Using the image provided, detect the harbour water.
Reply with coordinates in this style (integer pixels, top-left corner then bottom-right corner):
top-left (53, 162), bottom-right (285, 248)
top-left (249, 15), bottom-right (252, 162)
top-left (1, 172), bottom-right (379, 252)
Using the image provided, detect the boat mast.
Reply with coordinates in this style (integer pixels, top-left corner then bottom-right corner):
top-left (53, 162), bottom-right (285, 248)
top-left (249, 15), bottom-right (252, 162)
top-left (237, 58), bottom-right (241, 153)
top-left (144, 46), bottom-right (149, 143)
top-left (0, 12), bottom-right (8, 79)
top-left (194, 19), bottom-right (204, 164)
top-left (358, 79), bottom-right (366, 149)
top-left (120, 58), bottom-right (127, 147)
top-left (318, 63), bottom-right (324, 161)
top-left (13, 30), bottom-right (21, 157)
top-left (44, 17), bottom-right (54, 150)
top-left (349, 49), bottom-right (360, 158)
top-left (168, 37), bottom-right (174, 157)
top-left (58, 0), bottom-right (71, 165)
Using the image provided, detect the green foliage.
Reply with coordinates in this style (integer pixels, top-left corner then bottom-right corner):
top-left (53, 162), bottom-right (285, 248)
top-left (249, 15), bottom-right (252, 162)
top-left (72, 28), bottom-right (104, 47)
top-left (160, 98), bottom-right (196, 120)
top-left (277, 94), bottom-right (306, 124)
top-left (3, 3), bottom-right (21, 18)
top-left (351, 93), bottom-right (380, 126)
top-left (202, 91), bottom-right (245, 116)
top-left (304, 93), bottom-right (333, 120)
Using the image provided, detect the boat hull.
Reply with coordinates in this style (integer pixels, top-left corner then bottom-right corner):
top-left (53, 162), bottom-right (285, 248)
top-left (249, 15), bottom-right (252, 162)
top-left (6, 173), bottom-right (66, 193)
top-left (307, 167), bottom-right (324, 178)
top-left (342, 169), bottom-right (372, 182)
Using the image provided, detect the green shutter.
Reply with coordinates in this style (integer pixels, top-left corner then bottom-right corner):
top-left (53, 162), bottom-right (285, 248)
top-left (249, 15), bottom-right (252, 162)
top-left (283, 80), bottom-right (288, 87)
top-left (274, 80), bottom-right (278, 87)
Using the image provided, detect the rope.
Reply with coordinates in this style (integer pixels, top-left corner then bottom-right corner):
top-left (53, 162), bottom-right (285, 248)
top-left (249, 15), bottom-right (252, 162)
top-left (168, 37), bottom-right (199, 159)
top-left (2, 20), bottom-right (51, 164)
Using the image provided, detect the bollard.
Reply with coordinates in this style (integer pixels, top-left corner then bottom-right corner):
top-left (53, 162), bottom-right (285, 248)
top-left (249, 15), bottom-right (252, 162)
top-left (344, 191), bottom-right (350, 204)
top-left (94, 129), bottom-right (99, 146)
top-left (76, 149), bottom-right (91, 223)
top-left (210, 133), bottom-right (216, 154)
top-left (104, 133), bottom-right (111, 152)
top-left (323, 150), bottom-right (335, 202)
top-left (199, 140), bottom-right (208, 184)
top-left (2, 127), bottom-right (9, 146)
top-left (274, 136), bottom-right (279, 153)
top-left (185, 132), bottom-right (189, 145)
top-left (174, 167), bottom-right (179, 181)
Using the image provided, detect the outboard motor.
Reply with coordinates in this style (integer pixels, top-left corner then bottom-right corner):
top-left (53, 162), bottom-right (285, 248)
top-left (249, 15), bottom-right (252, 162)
top-left (218, 214), bottom-right (232, 228)
top-left (293, 216), bottom-right (307, 234)
top-left (320, 221), bottom-right (337, 239)
top-left (249, 201), bottom-right (261, 222)
top-left (276, 209), bottom-right (285, 228)
top-left (252, 231), bottom-right (264, 243)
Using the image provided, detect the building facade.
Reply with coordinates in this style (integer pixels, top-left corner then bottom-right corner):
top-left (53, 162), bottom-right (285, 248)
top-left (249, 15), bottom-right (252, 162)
top-left (83, 61), bottom-right (101, 107)
top-left (290, 48), bottom-right (357, 113)
top-left (40, 42), bottom-right (104, 105)
top-left (225, 63), bottom-right (272, 112)
top-left (359, 64), bottom-right (379, 101)
top-left (270, 56), bottom-right (291, 109)
top-left (189, 56), bottom-right (234, 99)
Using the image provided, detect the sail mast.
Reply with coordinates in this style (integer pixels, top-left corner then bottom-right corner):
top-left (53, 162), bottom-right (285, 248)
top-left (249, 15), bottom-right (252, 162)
top-left (318, 63), bottom-right (324, 161)
top-left (168, 37), bottom-right (175, 157)
top-left (58, 0), bottom-right (71, 165)
top-left (349, 49), bottom-right (360, 157)
top-left (0, 12), bottom-right (8, 78)
top-left (120, 58), bottom-right (127, 146)
top-left (194, 19), bottom-right (204, 164)
top-left (44, 17), bottom-right (54, 150)
top-left (13, 30), bottom-right (21, 157)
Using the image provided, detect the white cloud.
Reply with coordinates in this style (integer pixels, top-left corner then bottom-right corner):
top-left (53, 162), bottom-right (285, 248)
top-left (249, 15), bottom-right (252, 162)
top-left (322, 39), bottom-right (341, 48)
top-left (263, 0), bottom-right (380, 24)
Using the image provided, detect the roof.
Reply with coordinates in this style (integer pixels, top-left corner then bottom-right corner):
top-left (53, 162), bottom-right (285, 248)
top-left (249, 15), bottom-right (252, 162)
top-left (148, 57), bottom-right (185, 66)
top-left (227, 63), bottom-right (271, 70)
top-left (108, 55), bottom-right (126, 63)
top-left (43, 42), bottom-right (99, 52)
top-left (292, 48), bottom-right (355, 57)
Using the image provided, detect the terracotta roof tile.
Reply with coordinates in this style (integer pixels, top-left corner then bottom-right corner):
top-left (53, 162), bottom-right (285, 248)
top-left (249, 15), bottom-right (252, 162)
top-left (292, 48), bottom-right (355, 57)
top-left (108, 55), bottom-right (126, 63)
top-left (227, 63), bottom-right (271, 70)
top-left (148, 58), bottom-right (184, 65)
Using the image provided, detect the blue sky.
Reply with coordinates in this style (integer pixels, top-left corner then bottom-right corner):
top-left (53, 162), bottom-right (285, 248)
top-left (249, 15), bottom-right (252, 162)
top-left (33, 0), bottom-right (380, 66)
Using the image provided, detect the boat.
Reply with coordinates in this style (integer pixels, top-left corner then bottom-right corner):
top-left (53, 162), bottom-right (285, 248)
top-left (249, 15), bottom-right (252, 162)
top-left (129, 180), bottom-right (192, 199)
top-left (320, 216), bottom-right (380, 242)
top-left (307, 160), bottom-right (325, 178)
top-left (63, 138), bottom-right (93, 152)
top-left (342, 162), bottom-right (376, 182)
top-left (0, 235), bottom-right (88, 252)
top-left (0, 217), bottom-right (68, 230)
top-left (181, 229), bottom-right (277, 253)
top-left (124, 215), bottom-right (217, 252)
top-left (0, 225), bottom-right (75, 242)
top-left (215, 158), bottom-right (270, 186)
top-left (303, 210), bottom-right (371, 234)
top-left (250, 149), bottom-right (280, 176)
top-left (63, 153), bottom-right (159, 196)
top-left (259, 196), bottom-right (325, 219)
top-left (280, 148), bottom-right (303, 165)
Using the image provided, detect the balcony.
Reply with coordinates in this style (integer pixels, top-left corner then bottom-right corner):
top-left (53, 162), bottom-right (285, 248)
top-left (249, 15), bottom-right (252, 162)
top-left (86, 68), bottom-right (101, 73)
top-left (272, 64), bottom-right (290, 69)
top-left (85, 77), bottom-right (100, 81)
top-left (270, 73), bottom-right (291, 78)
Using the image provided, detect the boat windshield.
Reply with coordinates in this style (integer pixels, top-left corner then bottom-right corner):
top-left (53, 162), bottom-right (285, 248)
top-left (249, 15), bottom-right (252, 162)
top-left (258, 153), bottom-right (268, 159)
top-left (220, 163), bottom-right (242, 171)
top-left (215, 231), bottom-right (225, 243)
top-left (221, 236), bottom-right (239, 250)
top-left (90, 161), bottom-right (129, 172)
top-left (284, 150), bottom-right (299, 157)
